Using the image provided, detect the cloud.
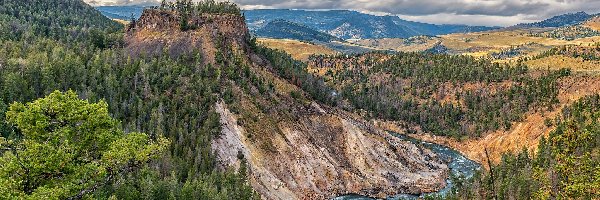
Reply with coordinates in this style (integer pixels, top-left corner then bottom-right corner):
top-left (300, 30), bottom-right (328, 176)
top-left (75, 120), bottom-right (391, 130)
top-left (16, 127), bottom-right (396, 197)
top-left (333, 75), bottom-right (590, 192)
top-left (397, 13), bottom-right (540, 27)
top-left (84, 0), bottom-right (600, 26)
top-left (86, 0), bottom-right (159, 6)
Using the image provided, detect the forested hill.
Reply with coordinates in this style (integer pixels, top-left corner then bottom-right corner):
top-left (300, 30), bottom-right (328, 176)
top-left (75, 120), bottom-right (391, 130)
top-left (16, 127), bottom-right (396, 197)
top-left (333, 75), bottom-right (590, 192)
top-left (256, 19), bottom-right (342, 43)
top-left (309, 53), bottom-right (569, 139)
top-left (123, 2), bottom-right (449, 199)
top-left (0, 0), bottom-right (122, 42)
top-left (514, 11), bottom-right (595, 28)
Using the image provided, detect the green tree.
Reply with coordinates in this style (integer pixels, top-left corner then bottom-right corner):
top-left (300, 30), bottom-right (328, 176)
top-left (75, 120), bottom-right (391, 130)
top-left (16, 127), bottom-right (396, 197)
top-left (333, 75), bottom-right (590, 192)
top-left (0, 91), bottom-right (169, 199)
top-left (0, 100), bottom-right (9, 138)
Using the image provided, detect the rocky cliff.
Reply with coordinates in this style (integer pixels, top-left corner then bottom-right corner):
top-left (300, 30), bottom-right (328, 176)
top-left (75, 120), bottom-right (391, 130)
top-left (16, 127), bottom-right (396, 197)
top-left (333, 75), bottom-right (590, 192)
top-left (125, 9), bottom-right (250, 64)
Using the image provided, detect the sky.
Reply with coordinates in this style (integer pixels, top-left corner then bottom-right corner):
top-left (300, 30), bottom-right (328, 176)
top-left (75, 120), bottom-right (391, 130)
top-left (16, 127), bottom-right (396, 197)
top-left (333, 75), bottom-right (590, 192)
top-left (84, 0), bottom-right (600, 26)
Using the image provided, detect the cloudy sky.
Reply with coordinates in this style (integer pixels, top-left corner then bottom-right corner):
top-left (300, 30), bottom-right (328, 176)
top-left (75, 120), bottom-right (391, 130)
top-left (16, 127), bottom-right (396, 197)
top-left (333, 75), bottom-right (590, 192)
top-left (85, 0), bottom-right (600, 26)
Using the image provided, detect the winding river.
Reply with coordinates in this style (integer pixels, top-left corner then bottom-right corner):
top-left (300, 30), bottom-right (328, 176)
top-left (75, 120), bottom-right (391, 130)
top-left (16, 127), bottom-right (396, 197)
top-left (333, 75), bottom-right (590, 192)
top-left (335, 132), bottom-right (481, 200)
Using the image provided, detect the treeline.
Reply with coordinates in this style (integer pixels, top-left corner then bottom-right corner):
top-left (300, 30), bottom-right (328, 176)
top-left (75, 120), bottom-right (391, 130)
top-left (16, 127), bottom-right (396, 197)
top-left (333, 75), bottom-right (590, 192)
top-left (311, 53), bottom-right (568, 138)
top-left (157, 0), bottom-right (241, 16)
top-left (150, 0), bottom-right (241, 31)
top-left (489, 44), bottom-right (533, 60)
top-left (0, 0), bottom-right (257, 199)
top-left (255, 45), bottom-right (339, 106)
top-left (528, 25), bottom-right (600, 41)
top-left (534, 44), bottom-right (600, 61)
top-left (447, 94), bottom-right (600, 199)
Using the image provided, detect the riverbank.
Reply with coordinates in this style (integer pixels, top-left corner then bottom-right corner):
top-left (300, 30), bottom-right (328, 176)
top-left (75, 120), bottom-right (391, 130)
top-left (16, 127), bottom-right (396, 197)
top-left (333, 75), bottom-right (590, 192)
top-left (335, 132), bottom-right (481, 200)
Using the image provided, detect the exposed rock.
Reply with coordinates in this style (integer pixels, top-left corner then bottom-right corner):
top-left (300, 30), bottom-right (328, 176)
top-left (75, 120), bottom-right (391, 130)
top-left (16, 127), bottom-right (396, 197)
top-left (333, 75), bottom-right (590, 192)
top-left (213, 101), bottom-right (448, 199)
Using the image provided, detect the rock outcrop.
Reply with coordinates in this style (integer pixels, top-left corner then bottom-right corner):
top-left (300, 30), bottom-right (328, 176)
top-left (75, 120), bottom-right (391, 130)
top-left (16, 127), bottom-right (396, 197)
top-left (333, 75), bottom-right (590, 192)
top-left (125, 9), bottom-right (249, 64)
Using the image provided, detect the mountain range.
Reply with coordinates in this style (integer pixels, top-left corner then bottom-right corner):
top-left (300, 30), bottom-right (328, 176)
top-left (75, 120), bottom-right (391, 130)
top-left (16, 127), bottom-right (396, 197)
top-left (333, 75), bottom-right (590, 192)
top-left (97, 6), bottom-right (600, 42)
top-left (97, 6), bottom-right (497, 40)
top-left (514, 11), bottom-right (597, 28)
top-left (97, 5), bottom-right (145, 20)
top-left (244, 9), bottom-right (498, 40)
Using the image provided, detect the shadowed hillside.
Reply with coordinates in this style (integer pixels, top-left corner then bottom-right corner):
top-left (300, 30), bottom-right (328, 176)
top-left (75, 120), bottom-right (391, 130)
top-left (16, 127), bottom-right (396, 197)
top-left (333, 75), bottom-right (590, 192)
top-left (256, 19), bottom-right (342, 42)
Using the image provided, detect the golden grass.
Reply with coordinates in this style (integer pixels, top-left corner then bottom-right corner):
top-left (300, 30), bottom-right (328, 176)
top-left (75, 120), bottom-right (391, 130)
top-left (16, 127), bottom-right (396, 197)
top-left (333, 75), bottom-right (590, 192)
top-left (526, 55), bottom-right (600, 73)
top-left (112, 19), bottom-right (129, 25)
top-left (441, 29), bottom-right (573, 50)
top-left (257, 38), bottom-right (337, 61)
top-left (348, 37), bottom-right (438, 52)
top-left (440, 29), bottom-right (600, 61)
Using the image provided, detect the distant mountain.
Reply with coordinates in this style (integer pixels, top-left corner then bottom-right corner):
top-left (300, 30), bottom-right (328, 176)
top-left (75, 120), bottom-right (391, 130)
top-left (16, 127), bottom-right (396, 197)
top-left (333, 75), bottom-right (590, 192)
top-left (256, 19), bottom-right (341, 42)
top-left (244, 9), bottom-right (498, 39)
top-left (96, 7), bottom-right (497, 40)
top-left (515, 11), bottom-right (595, 28)
top-left (97, 6), bottom-right (145, 21)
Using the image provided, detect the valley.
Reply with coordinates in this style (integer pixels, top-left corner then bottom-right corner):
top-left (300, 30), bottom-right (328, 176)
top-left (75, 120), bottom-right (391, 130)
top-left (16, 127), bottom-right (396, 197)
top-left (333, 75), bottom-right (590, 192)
top-left (0, 0), bottom-right (598, 199)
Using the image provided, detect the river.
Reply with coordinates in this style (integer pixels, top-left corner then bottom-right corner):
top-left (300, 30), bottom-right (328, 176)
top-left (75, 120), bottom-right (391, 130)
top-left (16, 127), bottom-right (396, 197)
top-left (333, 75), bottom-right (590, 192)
top-left (334, 132), bottom-right (481, 200)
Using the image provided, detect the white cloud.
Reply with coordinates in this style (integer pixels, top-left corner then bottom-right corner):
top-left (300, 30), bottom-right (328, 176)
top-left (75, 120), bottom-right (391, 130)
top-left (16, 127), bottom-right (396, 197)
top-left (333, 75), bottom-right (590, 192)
top-left (85, 0), bottom-right (600, 26)
top-left (397, 13), bottom-right (540, 27)
top-left (85, 0), bottom-right (159, 6)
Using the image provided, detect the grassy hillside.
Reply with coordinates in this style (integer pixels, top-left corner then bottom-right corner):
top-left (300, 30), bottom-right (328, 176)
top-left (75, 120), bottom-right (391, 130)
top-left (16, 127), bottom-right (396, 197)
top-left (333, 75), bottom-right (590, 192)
top-left (257, 38), bottom-right (337, 61)
top-left (526, 44), bottom-right (600, 73)
top-left (348, 36), bottom-right (440, 52)
top-left (584, 16), bottom-right (600, 30)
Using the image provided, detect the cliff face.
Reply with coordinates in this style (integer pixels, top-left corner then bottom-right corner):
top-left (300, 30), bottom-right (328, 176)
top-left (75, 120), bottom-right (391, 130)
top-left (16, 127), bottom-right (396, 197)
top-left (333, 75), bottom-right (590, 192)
top-left (213, 101), bottom-right (448, 199)
top-left (125, 9), bottom-right (249, 64)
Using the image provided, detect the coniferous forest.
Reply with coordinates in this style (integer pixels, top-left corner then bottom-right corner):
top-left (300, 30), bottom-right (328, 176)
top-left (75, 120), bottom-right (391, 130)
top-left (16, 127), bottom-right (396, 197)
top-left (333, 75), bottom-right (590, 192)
top-left (0, 0), bottom-right (256, 199)
top-left (310, 53), bottom-right (569, 138)
top-left (446, 94), bottom-right (600, 199)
